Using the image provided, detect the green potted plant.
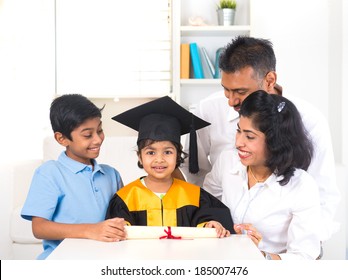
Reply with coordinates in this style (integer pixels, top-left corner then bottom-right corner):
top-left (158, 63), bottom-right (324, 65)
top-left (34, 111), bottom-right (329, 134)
top-left (217, 0), bottom-right (237, 26)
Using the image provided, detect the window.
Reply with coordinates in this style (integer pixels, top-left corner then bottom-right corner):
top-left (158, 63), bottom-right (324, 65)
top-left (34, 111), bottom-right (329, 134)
top-left (55, 0), bottom-right (172, 98)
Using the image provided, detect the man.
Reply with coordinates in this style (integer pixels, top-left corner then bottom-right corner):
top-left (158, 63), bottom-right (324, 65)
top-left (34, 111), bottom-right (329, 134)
top-left (179, 36), bottom-right (340, 243)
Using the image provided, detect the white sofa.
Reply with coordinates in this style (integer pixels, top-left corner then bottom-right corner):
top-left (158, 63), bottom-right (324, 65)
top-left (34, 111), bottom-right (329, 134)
top-left (2, 136), bottom-right (347, 260)
top-left (4, 135), bottom-right (145, 260)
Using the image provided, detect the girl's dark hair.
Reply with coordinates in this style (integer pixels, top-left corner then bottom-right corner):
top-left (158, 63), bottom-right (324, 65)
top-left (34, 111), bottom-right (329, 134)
top-left (136, 139), bottom-right (188, 169)
top-left (50, 94), bottom-right (104, 140)
top-left (239, 90), bottom-right (313, 185)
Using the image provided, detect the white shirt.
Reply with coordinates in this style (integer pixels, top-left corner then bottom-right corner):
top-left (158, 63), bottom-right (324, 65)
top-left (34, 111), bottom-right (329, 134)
top-left (182, 91), bottom-right (239, 185)
top-left (181, 91), bottom-right (340, 241)
top-left (204, 149), bottom-right (321, 260)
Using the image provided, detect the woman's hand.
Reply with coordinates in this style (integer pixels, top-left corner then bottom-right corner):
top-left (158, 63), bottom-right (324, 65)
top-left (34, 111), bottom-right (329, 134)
top-left (234, 223), bottom-right (262, 247)
top-left (205, 221), bottom-right (231, 238)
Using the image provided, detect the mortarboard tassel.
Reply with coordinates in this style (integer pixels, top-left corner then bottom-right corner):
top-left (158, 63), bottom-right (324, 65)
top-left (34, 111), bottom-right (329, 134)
top-left (189, 113), bottom-right (199, 174)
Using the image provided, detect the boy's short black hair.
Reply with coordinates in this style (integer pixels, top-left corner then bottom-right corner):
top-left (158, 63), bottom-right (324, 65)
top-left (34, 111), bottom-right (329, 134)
top-left (50, 94), bottom-right (103, 140)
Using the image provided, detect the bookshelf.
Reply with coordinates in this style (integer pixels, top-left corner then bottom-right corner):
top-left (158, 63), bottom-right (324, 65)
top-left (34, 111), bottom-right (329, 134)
top-left (173, 0), bottom-right (251, 110)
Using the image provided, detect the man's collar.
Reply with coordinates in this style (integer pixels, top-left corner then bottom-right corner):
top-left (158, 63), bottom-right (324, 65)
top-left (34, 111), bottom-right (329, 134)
top-left (227, 106), bottom-right (239, 122)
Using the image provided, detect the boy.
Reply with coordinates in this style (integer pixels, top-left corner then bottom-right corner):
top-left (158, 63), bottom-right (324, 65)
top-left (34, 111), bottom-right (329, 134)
top-left (21, 94), bottom-right (126, 259)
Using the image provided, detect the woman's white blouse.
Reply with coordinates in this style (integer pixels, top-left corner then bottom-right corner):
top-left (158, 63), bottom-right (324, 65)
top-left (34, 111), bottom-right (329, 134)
top-left (203, 149), bottom-right (321, 260)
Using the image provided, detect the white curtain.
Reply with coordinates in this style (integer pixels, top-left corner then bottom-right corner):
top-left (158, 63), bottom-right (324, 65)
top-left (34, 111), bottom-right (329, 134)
top-left (55, 0), bottom-right (172, 98)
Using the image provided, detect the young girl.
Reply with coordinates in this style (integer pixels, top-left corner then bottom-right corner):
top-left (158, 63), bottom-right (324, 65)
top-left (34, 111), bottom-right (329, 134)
top-left (204, 90), bottom-right (321, 259)
top-left (106, 96), bottom-right (234, 237)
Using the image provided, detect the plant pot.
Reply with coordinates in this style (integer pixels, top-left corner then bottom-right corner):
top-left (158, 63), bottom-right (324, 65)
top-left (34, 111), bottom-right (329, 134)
top-left (217, 8), bottom-right (235, 26)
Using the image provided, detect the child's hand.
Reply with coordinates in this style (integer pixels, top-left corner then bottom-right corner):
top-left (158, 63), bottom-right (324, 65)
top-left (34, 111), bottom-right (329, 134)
top-left (90, 217), bottom-right (127, 242)
top-left (205, 221), bottom-right (230, 238)
top-left (234, 223), bottom-right (262, 247)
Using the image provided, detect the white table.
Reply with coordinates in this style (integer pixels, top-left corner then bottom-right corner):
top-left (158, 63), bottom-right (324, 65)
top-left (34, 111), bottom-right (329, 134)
top-left (47, 235), bottom-right (264, 260)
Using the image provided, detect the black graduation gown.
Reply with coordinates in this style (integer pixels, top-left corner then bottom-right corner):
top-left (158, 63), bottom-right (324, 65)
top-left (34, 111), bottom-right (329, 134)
top-left (106, 178), bottom-right (234, 232)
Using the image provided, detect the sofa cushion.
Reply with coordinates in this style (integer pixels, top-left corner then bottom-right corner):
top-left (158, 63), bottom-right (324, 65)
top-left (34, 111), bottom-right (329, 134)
top-left (43, 136), bottom-right (146, 185)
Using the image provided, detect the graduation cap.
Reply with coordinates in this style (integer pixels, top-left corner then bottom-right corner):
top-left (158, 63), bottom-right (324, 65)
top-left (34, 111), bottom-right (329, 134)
top-left (112, 96), bottom-right (210, 174)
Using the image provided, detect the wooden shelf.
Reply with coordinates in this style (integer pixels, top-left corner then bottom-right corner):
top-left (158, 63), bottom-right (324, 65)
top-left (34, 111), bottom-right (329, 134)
top-left (180, 25), bottom-right (250, 36)
top-left (180, 79), bottom-right (221, 85)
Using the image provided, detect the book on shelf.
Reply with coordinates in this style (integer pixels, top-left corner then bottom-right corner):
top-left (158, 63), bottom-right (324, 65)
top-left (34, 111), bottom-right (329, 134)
top-left (180, 43), bottom-right (190, 79)
top-left (201, 47), bottom-right (215, 79)
top-left (189, 42), bottom-right (204, 79)
top-left (214, 47), bottom-right (224, 79)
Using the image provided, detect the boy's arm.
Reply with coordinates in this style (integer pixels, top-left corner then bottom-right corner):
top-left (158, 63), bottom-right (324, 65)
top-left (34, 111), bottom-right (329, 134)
top-left (32, 216), bottom-right (127, 242)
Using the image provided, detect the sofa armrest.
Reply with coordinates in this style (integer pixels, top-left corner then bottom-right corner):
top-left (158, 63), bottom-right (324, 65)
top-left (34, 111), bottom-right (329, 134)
top-left (0, 159), bottom-right (42, 259)
top-left (10, 206), bottom-right (41, 244)
top-left (10, 160), bottom-right (43, 245)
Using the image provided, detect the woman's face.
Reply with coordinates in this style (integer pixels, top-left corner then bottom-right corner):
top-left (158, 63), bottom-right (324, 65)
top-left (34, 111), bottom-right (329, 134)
top-left (235, 116), bottom-right (268, 168)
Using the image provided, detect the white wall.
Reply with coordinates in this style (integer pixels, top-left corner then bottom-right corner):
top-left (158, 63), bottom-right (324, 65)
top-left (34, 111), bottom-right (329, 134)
top-left (251, 0), bottom-right (329, 115)
top-left (0, 0), bottom-right (55, 259)
top-left (328, 0), bottom-right (343, 164)
top-left (342, 1), bottom-right (348, 167)
top-left (342, 0), bottom-right (348, 259)
top-left (0, 0), bottom-right (55, 164)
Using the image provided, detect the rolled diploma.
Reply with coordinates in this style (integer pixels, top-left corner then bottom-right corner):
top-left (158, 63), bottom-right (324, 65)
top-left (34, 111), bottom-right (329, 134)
top-left (125, 225), bottom-right (218, 239)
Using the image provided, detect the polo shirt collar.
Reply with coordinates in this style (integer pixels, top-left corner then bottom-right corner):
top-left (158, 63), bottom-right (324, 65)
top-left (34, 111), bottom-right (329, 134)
top-left (58, 151), bottom-right (105, 174)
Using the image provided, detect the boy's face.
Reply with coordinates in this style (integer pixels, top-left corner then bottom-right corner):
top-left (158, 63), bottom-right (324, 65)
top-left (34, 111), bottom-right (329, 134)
top-left (63, 117), bottom-right (105, 165)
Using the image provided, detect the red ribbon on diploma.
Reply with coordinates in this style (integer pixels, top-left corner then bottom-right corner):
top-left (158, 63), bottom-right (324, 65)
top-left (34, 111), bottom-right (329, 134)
top-left (159, 226), bottom-right (182, 239)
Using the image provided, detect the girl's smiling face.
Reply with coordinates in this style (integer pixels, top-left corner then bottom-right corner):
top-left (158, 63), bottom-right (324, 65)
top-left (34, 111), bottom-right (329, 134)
top-left (138, 140), bottom-right (177, 181)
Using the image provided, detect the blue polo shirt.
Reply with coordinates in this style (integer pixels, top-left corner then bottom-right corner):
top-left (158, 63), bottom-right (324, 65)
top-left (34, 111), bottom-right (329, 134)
top-left (21, 151), bottom-right (123, 259)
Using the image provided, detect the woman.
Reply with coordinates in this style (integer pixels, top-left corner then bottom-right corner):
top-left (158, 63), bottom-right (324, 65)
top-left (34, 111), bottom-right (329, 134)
top-left (204, 90), bottom-right (321, 260)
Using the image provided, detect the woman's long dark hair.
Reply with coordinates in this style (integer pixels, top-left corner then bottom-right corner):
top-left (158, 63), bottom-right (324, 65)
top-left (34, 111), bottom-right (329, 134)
top-left (239, 90), bottom-right (313, 185)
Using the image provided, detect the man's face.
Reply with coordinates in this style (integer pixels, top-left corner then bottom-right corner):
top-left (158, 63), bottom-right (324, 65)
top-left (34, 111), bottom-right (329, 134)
top-left (221, 67), bottom-right (266, 112)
